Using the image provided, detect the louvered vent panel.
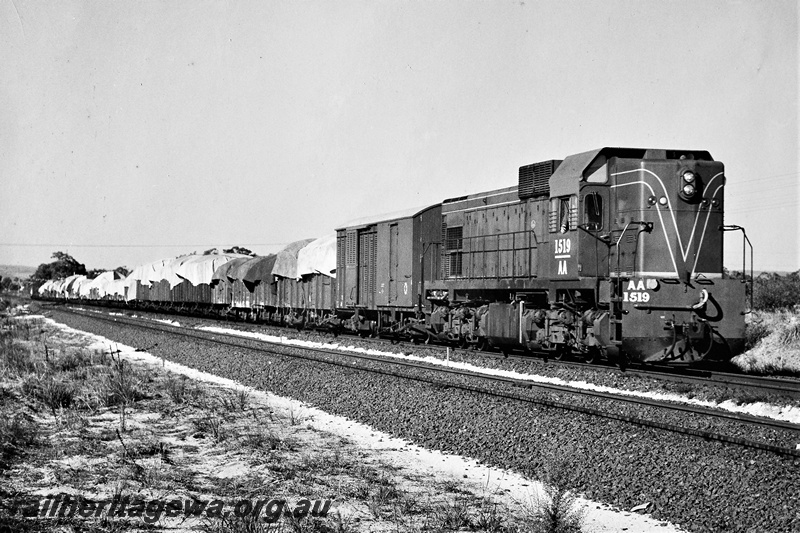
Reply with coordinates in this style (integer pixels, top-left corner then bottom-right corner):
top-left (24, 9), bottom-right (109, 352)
top-left (518, 159), bottom-right (563, 200)
top-left (445, 226), bottom-right (463, 278)
top-left (337, 234), bottom-right (346, 269)
top-left (369, 233), bottom-right (376, 295)
top-left (441, 222), bottom-right (449, 279)
top-left (346, 231), bottom-right (357, 266)
top-left (358, 231), bottom-right (377, 303)
top-left (548, 207), bottom-right (559, 233)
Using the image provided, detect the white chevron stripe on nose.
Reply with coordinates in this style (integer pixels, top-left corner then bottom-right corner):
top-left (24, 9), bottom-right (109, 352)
top-left (611, 169), bottom-right (724, 278)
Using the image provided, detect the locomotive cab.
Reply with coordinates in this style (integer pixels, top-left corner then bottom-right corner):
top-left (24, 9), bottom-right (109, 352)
top-left (555, 148), bottom-right (746, 362)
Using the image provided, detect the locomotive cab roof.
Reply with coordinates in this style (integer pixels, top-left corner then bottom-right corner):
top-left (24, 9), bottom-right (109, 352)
top-left (547, 147), bottom-right (714, 198)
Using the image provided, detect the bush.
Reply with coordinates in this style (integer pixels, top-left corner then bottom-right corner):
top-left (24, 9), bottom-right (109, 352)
top-left (751, 271), bottom-right (800, 311)
top-left (744, 318), bottom-right (771, 350)
top-left (0, 413), bottom-right (38, 468)
top-left (104, 357), bottom-right (148, 407)
top-left (734, 310), bottom-right (800, 374)
top-left (0, 339), bottom-right (37, 377)
top-left (164, 374), bottom-right (194, 404)
top-left (522, 454), bottom-right (585, 533)
top-left (25, 376), bottom-right (77, 416)
top-left (52, 350), bottom-right (91, 373)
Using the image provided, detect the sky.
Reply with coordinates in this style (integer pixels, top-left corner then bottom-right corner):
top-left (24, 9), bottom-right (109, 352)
top-left (1, 0), bottom-right (798, 273)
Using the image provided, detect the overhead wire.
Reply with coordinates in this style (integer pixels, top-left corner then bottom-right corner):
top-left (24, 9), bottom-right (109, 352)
top-left (728, 171), bottom-right (800, 184)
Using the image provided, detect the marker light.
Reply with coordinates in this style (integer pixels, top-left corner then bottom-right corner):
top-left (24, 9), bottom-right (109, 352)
top-left (658, 196), bottom-right (668, 206)
top-left (682, 184), bottom-right (696, 196)
top-left (647, 195), bottom-right (657, 206)
top-left (682, 171), bottom-right (696, 183)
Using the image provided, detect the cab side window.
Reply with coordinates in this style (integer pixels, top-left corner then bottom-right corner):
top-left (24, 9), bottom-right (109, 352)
top-left (584, 194), bottom-right (603, 230)
top-left (549, 196), bottom-right (578, 233)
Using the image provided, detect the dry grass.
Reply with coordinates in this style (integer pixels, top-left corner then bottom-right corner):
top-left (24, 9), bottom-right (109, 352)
top-left (733, 309), bottom-right (800, 375)
top-left (515, 454), bottom-right (585, 533)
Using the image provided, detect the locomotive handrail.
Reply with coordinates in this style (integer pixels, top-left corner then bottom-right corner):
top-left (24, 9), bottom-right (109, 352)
top-left (720, 225), bottom-right (754, 314)
top-left (577, 224), bottom-right (611, 245)
top-left (444, 229), bottom-right (534, 281)
top-left (610, 220), bottom-right (653, 279)
top-left (633, 304), bottom-right (704, 312)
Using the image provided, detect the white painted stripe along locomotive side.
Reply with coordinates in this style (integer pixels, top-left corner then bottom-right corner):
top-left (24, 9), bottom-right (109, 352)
top-left (610, 271), bottom-right (723, 279)
top-left (448, 199), bottom-right (522, 215)
top-left (444, 190), bottom-right (517, 206)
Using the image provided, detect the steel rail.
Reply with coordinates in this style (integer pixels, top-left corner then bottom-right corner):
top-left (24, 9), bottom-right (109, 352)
top-left (45, 300), bottom-right (800, 399)
top-left (373, 336), bottom-right (800, 398)
top-left (318, 326), bottom-right (800, 399)
top-left (57, 307), bottom-right (800, 457)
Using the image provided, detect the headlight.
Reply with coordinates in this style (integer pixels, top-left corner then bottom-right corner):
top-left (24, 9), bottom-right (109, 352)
top-left (683, 184), bottom-right (695, 196)
top-left (682, 171), bottom-right (695, 183)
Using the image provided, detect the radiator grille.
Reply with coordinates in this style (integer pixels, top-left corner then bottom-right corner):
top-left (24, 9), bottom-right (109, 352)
top-left (519, 159), bottom-right (562, 199)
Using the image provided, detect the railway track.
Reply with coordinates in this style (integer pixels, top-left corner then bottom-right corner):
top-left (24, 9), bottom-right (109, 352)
top-left (326, 327), bottom-right (800, 400)
top-left (53, 306), bottom-right (800, 458)
top-left (52, 301), bottom-right (800, 400)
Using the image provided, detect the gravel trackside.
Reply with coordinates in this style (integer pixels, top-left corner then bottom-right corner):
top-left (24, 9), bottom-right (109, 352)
top-left (48, 310), bottom-right (800, 533)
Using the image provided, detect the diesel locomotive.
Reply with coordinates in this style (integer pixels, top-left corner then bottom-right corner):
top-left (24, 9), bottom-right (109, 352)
top-left (336, 147), bottom-right (747, 364)
top-left (38, 147), bottom-right (750, 365)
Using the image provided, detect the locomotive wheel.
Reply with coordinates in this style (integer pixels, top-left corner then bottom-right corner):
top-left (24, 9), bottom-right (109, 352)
top-left (553, 348), bottom-right (568, 361)
top-left (584, 347), bottom-right (601, 364)
top-left (476, 338), bottom-right (489, 352)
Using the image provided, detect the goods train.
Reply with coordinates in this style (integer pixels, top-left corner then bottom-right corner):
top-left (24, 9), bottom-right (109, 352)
top-left (37, 147), bottom-right (751, 365)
